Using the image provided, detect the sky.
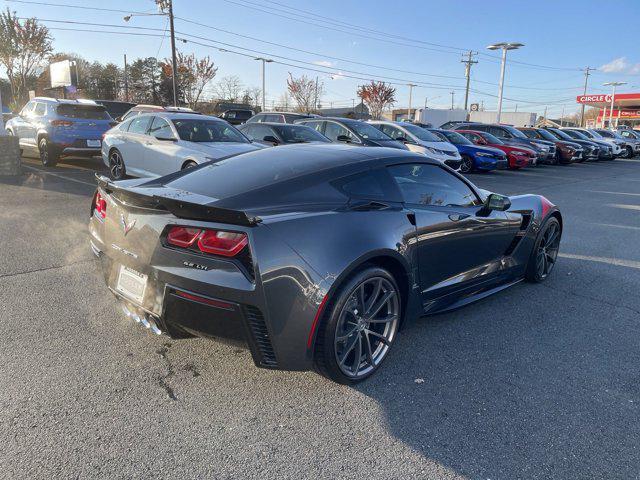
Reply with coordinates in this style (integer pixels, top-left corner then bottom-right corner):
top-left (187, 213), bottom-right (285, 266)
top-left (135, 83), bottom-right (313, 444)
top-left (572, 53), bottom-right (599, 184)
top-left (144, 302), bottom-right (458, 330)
top-left (4, 0), bottom-right (640, 117)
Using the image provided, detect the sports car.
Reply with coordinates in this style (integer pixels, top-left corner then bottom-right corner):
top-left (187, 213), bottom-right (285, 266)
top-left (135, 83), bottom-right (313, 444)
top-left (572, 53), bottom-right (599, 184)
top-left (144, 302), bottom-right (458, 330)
top-left (89, 144), bottom-right (562, 384)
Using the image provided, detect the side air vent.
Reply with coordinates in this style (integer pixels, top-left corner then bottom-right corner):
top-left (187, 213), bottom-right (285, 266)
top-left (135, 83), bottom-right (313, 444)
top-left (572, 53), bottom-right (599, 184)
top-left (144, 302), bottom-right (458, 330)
top-left (503, 213), bottom-right (533, 256)
top-left (244, 306), bottom-right (278, 368)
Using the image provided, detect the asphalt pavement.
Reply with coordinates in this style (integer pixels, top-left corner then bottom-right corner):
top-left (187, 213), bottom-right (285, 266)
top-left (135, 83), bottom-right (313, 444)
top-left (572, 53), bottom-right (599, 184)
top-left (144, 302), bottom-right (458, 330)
top-left (1, 155), bottom-right (639, 479)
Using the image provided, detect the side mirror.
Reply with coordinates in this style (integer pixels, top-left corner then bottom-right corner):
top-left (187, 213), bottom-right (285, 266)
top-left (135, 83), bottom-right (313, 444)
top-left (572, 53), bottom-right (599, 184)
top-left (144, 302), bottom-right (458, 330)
top-left (336, 134), bottom-right (352, 143)
top-left (483, 193), bottom-right (511, 212)
top-left (395, 136), bottom-right (409, 143)
top-left (263, 135), bottom-right (280, 145)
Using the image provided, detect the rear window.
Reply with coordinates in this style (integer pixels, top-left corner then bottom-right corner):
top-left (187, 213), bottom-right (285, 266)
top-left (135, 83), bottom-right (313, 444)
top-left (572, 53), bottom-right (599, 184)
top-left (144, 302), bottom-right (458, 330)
top-left (56, 104), bottom-right (111, 120)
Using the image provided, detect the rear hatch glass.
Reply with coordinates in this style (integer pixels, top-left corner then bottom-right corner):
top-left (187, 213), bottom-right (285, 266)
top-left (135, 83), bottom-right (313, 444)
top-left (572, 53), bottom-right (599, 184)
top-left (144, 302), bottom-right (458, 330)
top-left (56, 104), bottom-right (112, 120)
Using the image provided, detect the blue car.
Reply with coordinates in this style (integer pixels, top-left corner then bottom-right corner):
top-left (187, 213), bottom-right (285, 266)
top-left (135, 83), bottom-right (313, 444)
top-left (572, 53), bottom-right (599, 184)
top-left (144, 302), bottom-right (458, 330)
top-left (427, 128), bottom-right (508, 173)
top-left (6, 97), bottom-right (115, 167)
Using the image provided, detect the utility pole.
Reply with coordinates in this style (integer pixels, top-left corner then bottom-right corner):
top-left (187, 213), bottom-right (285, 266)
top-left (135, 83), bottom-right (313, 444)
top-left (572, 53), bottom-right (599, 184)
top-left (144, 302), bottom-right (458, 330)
top-left (167, 0), bottom-right (178, 106)
top-left (407, 83), bottom-right (416, 121)
top-left (123, 54), bottom-right (129, 102)
top-left (314, 76), bottom-right (319, 110)
top-left (543, 105), bottom-right (547, 125)
top-left (579, 67), bottom-right (593, 127)
top-left (450, 90), bottom-right (455, 110)
top-left (460, 50), bottom-right (478, 111)
top-left (560, 105), bottom-right (565, 127)
top-left (0, 81), bottom-right (5, 133)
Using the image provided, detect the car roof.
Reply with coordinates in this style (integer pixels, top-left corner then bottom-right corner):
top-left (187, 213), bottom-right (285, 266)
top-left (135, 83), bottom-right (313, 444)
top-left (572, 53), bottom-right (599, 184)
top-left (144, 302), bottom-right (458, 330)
top-left (242, 122), bottom-right (311, 127)
top-left (139, 112), bottom-right (221, 121)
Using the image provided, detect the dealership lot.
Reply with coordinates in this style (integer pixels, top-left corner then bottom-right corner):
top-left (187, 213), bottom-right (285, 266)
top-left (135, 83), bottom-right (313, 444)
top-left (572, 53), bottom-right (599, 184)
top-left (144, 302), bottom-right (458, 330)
top-left (1, 157), bottom-right (639, 479)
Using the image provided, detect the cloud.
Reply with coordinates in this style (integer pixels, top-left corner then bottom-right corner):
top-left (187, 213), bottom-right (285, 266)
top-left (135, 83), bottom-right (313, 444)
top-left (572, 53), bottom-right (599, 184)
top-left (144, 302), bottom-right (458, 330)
top-left (313, 60), bottom-right (334, 68)
top-left (600, 57), bottom-right (629, 73)
top-left (330, 71), bottom-right (346, 80)
top-left (630, 64), bottom-right (640, 75)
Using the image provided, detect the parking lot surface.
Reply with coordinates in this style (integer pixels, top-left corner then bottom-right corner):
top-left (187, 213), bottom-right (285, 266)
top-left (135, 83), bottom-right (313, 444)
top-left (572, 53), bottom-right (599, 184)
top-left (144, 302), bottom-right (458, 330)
top-left (1, 156), bottom-right (639, 479)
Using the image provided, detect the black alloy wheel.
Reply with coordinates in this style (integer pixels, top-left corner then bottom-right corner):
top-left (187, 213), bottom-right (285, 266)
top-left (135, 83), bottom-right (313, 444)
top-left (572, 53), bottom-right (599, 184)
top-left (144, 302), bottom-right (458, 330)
top-left (315, 267), bottom-right (401, 384)
top-left (182, 161), bottom-right (198, 169)
top-left (39, 137), bottom-right (58, 167)
top-left (109, 149), bottom-right (126, 180)
top-left (460, 155), bottom-right (474, 174)
top-left (526, 217), bottom-right (561, 282)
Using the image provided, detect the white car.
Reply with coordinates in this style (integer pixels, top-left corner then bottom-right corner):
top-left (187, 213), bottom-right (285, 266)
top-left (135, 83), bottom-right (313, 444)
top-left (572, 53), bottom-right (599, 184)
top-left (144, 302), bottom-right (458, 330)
top-left (569, 128), bottom-right (624, 157)
top-left (368, 120), bottom-right (462, 169)
top-left (101, 112), bottom-right (261, 179)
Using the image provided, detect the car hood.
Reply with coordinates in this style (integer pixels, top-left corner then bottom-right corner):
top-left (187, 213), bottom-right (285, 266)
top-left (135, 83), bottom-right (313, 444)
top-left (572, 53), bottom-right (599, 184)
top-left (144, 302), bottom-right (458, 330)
top-left (185, 141), bottom-right (262, 158)
top-left (419, 140), bottom-right (459, 154)
top-left (499, 144), bottom-right (535, 155)
top-left (469, 145), bottom-right (506, 156)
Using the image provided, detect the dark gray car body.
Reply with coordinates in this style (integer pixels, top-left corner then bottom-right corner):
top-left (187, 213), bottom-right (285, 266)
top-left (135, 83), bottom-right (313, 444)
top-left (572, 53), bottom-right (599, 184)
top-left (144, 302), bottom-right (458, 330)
top-left (89, 144), bottom-right (561, 372)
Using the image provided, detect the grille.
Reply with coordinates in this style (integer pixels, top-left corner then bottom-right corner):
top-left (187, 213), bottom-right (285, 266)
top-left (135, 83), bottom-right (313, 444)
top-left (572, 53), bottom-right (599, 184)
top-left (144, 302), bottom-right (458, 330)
top-left (244, 306), bottom-right (277, 367)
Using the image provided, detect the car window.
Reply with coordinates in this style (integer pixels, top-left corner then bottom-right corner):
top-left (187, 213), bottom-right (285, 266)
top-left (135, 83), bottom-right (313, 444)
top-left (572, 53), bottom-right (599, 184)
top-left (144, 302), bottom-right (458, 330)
top-left (301, 120), bottom-right (324, 133)
top-left (274, 125), bottom-right (330, 143)
top-left (172, 119), bottom-right (248, 143)
top-left (401, 124), bottom-right (440, 141)
top-left (33, 103), bottom-right (46, 116)
top-left (246, 124), bottom-right (275, 141)
top-left (348, 121), bottom-right (392, 140)
top-left (519, 129), bottom-right (537, 139)
top-left (331, 169), bottom-right (393, 200)
top-left (284, 114), bottom-right (305, 123)
top-left (324, 122), bottom-right (355, 142)
top-left (489, 126), bottom-right (509, 139)
top-left (21, 101), bottom-right (35, 115)
top-left (596, 130), bottom-right (614, 138)
top-left (388, 163), bottom-right (480, 207)
top-left (56, 104), bottom-right (110, 119)
top-left (460, 132), bottom-right (480, 143)
top-left (264, 114), bottom-right (282, 123)
top-left (128, 116), bottom-right (152, 134)
top-left (149, 116), bottom-right (174, 139)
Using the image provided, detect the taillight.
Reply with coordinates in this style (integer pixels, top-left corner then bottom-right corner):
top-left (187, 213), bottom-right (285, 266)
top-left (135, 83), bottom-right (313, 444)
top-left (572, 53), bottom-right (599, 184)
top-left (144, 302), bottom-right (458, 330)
top-left (51, 120), bottom-right (73, 127)
top-left (166, 226), bottom-right (248, 257)
top-left (94, 191), bottom-right (107, 219)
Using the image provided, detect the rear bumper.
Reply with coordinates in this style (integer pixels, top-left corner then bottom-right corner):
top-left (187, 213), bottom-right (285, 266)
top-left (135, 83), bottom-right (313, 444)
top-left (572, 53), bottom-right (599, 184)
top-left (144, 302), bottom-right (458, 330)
top-left (59, 147), bottom-right (101, 157)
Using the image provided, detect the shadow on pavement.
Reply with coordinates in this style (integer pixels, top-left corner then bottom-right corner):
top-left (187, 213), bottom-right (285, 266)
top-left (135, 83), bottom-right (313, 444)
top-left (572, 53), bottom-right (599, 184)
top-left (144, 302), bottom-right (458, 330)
top-left (356, 259), bottom-right (640, 479)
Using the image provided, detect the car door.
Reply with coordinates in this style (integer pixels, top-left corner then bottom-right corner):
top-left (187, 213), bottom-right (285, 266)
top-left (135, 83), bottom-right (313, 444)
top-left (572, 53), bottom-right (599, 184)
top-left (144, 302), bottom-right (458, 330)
top-left (145, 116), bottom-right (182, 176)
top-left (27, 102), bottom-right (47, 146)
top-left (120, 115), bottom-right (153, 176)
top-left (12, 101), bottom-right (35, 143)
top-left (387, 163), bottom-right (520, 307)
top-left (324, 121), bottom-right (358, 143)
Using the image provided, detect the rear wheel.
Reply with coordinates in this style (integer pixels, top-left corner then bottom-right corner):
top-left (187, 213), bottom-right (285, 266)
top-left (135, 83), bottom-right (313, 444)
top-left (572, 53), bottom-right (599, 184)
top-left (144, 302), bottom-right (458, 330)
top-left (624, 146), bottom-right (633, 158)
top-left (460, 155), bottom-right (474, 174)
top-left (39, 137), bottom-right (58, 167)
top-left (525, 217), bottom-right (561, 283)
top-left (108, 149), bottom-right (126, 180)
top-left (315, 266), bottom-right (401, 384)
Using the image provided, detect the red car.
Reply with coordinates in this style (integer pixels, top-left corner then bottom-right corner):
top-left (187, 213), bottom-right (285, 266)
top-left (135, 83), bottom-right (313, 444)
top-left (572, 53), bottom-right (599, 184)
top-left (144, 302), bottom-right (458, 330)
top-left (457, 130), bottom-right (536, 169)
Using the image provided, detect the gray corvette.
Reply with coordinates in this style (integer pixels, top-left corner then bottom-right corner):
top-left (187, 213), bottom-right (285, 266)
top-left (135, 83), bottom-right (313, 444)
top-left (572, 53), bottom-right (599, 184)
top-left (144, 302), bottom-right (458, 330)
top-left (89, 144), bottom-right (562, 383)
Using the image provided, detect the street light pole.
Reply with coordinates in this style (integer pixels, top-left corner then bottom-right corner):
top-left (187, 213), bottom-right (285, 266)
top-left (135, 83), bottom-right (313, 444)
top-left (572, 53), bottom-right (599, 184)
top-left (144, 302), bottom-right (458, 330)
top-left (407, 83), bottom-right (416, 121)
top-left (603, 81), bottom-right (626, 129)
top-left (255, 57), bottom-right (273, 112)
top-left (487, 42), bottom-right (524, 123)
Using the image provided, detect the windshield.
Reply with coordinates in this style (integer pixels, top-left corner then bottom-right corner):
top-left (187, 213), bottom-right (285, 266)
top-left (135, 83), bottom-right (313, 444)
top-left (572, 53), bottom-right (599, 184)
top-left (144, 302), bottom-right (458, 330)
top-left (548, 129), bottom-right (573, 141)
top-left (56, 104), bottom-right (111, 120)
top-left (479, 132), bottom-right (503, 145)
top-left (172, 119), bottom-right (248, 143)
top-left (563, 129), bottom-right (589, 140)
top-left (347, 121), bottom-right (393, 140)
top-left (401, 124), bottom-right (440, 142)
top-left (536, 129), bottom-right (560, 141)
top-left (274, 125), bottom-right (330, 143)
top-left (586, 130), bottom-right (603, 139)
top-left (503, 125), bottom-right (528, 139)
top-left (439, 130), bottom-right (473, 145)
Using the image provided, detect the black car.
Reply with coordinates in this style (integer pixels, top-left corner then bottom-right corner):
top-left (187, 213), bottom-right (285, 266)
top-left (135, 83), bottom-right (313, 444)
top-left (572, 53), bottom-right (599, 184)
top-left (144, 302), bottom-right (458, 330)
top-left (90, 144), bottom-right (562, 383)
top-left (245, 111), bottom-right (317, 124)
top-left (545, 127), bottom-right (600, 161)
top-left (295, 117), bottom-right (408, 150)
top-left (562, 129), bottom-right (614, 160)
top-left (238, 122), bottom-right (331, 146)
top-left (218, 109), bottom-right (254, 125)
top-left (95, 100), bottom-right (137, 121)
top-left (440, 120), bottom-right (478, 130)
top-left (456, 124), bottom-right (555, 165)
top-left (518, 128), bottom-right (583, 164)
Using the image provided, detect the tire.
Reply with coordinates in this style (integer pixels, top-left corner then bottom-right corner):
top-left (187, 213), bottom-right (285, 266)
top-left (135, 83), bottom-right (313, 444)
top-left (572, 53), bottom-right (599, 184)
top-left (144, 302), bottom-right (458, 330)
top-left (108, 149), bottom-right (126, 180)
top-left (38, 137), bottom-right (58, 167)
top-left (525, 217), bottom-right (561, 283)
top-left (182, 160), bottom-right (198, 170)
top-left (459, 155), bottom-right (474, 174)
top-left (624, 146), bottom-right (633, 159)
top-left (314, 266), bottom-right (401, 384)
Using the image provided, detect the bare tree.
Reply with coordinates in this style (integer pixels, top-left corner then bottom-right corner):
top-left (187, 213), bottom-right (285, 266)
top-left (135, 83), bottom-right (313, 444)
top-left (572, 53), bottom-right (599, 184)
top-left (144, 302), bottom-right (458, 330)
top-left (287, 73), bottom-right (322, 113)
top-left (162, 52), bottom-right (217, 109)
top-left (0, 9), bottom-right (52, 108)
top-left (214, 75), bottom-right (244, 102)
top-left (241, 86), bottom-right (262, 109)
top-left (357, 81), bottom-right (396, 119)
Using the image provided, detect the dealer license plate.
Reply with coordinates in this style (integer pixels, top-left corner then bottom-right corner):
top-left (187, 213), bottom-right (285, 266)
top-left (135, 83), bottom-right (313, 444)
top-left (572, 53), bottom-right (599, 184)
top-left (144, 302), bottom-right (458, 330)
top-left (116, 265), bottom-right (147, 304)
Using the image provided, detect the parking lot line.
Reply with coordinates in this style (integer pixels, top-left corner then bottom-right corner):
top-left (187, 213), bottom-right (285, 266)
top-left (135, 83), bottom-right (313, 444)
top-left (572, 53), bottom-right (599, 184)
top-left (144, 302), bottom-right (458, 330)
top-left (22, 164), bottom-right (97, 188)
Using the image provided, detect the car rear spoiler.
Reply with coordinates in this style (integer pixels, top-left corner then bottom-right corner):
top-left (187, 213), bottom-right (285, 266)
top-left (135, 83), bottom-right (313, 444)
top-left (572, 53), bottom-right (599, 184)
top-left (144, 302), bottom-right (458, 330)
top-left (95, 174), bottom-right (261, 226)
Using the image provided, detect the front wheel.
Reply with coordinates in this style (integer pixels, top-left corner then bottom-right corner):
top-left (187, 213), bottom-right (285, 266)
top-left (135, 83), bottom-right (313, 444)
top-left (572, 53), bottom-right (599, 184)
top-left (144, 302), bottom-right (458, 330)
top-left (39, 137), bottom-right (59, 167)
top-left (525, 217), bottom-right (561, 283)
top-left (459, 155), bottom-right (474, 174)
top-left (314, 267), bottom-right (401, 384)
